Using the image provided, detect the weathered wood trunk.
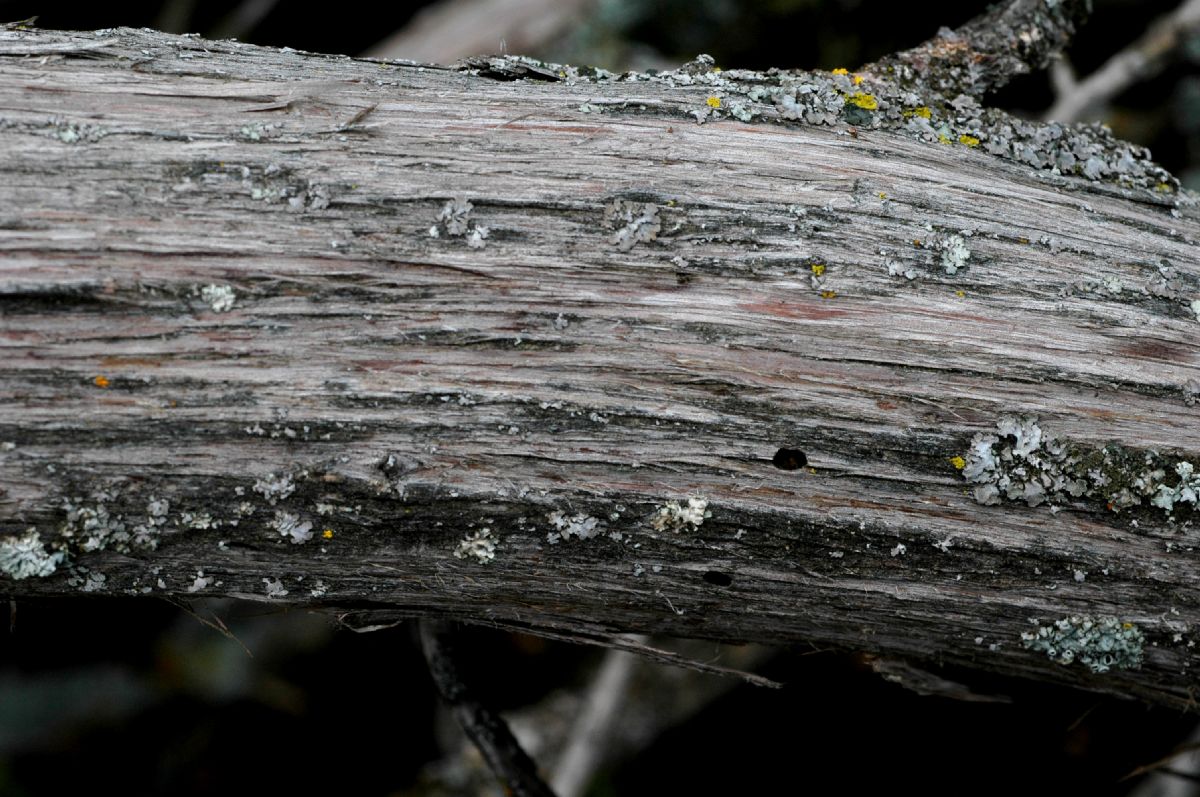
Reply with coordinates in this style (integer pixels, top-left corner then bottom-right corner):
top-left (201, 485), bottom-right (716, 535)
top-left (1, 20), bottom-right (1199, 709)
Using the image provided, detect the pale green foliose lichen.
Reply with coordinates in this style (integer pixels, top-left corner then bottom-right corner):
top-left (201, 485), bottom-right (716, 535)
top-left (546, 511), bottom-right (604, 544)
top-left (962, 415), bottom-right (1195, 518)
top-left (0, 529), bottom-right (65, 580)
top-left (272, 510), bottom-right (313, 544)
top-left (938, 233), bottom-right (971, 275)
top-left (606, 199), bottom-right (661, 251)
top-left (1151, 461), bottom-right (1200, 513)
top-left (61, 494), bottom-right (162, 552)
top-left (1021, 616), bottom-right (1144, 674)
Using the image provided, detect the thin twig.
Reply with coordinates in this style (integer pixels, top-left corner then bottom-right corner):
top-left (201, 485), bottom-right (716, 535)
top-left (166, 598), bottom-right (254, 658)
top-left (418, 619), bottom-right (558, 797)
top-left (551, 640), bottom-right (641, 797)
top-left (1125, 734), bottom-right (1200, 789)
top-left (1045, 0), bottom-right (1200, 123)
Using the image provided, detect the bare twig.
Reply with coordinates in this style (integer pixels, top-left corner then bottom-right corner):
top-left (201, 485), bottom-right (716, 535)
top-left (1045, 0), bottom-right (1200, 123)
top-left (166, 598), bottom-right (254, 658)
top-left (550, 641), bottom-right (641, 797)
top-left (418, 620), bottom-right (558, 797)
top-left (1049, 58), bottom-right (1078, 100)
top-left (488, 624), bottom-right (783, 689)
top-left (864, 0), bottom-right (1091, 98)
top-left (363, 0), bottom-right (595, 63)
top-left (1126, 726), bottom-right (1200, 797)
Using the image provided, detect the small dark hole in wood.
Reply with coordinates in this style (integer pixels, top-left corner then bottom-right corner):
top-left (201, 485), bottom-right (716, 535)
top-left (772, 447), bottom-right (807, 470)
top-left (703, 571), bottom-right (733, 587)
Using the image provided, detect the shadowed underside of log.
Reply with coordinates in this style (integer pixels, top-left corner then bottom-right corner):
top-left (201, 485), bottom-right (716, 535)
top-left (0, 21), bottom-right (1198, 708)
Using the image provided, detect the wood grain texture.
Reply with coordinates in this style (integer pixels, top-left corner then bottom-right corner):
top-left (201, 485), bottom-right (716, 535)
top-left (0, 26), bottom-right (1198, 708)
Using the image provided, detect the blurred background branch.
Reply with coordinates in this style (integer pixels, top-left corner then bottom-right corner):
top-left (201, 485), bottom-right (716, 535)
top-left (1046, 0), bottom-right (1200, 123)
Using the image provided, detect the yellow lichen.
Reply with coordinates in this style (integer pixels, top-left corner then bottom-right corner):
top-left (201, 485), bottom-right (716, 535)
top-left (949, 456), bottom-right (966, 470)
top-left (955, 289), bottom-right (966, 298)
top-left (1155, 182), bottom-right (1174, 192)
top-left (706, 96), bottom-right (722, 109)
top-left (820, 290), bottom-right (837, 299)
top-left (831, 68), bottom-right (849, 75)
top-left (937, 133), bottom-right (953, 145)
top-left (811, 263), bottom-right (826, 276)
top-left (847, 92), bottom-right (878, 110)
top-left (958, 134), bottom-right (980, 147)
top-left (877, 192), bottom-right (887, 199)
top-left (322, 528), bottom-right (334, 539)
top-left (852, 74), bottom-right (864, 85)
top-left (903, 106), bottom-right (932, 119)
top-left (93, 375), bottom-right (110, 388)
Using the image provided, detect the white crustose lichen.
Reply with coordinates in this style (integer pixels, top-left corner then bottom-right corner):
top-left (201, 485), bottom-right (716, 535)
top-left (454, 528), bottom-right (497, 564)
top-left (200, 284), bottom-right (236, 313)
top-left (650, 497), bottom-right (711, 532)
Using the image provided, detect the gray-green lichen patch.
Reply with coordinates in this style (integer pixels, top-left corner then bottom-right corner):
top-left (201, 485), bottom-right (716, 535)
top-left (1151, 462), bottom-right (1200, 514)
top-left (0, 529), bottom-right (65, 580)
top-left (650, 497), bottom-right (710, 532)
top-left (239, 121), bottom-right (282, 141)
top-left (606, 199), bottom-right (661, 251)
top-left (428, 198), bottom-right (489, 248)
top-left (253, 472), bottom-right (296, 505)
top-left (1061, 259), bottom-right (1200, 319)
top-left (757, 76), bottom-right (1176, 200)
top-left (962, 416), bottom-right (1197, 520)
top-left (62, 493), bottom-right (164, 553)
top-left (48, 117), bottom-right (106, 145)
top-left (1022, 616), bottom-right (1144, 673)
top-left (262, 577), bottom-right (288, 597)
top-left (938, 233), bottom-right (971, 275)
top-left (465, 53), bottom-right (1179, 203)
top-left (883, 229), bottom-right (973, 280)
top-left (169, 161), bottom-right (330, 212)
top-left (68, 568), bottom-right (106, 592)
top-left (453, 527), bottom-right (496, 563)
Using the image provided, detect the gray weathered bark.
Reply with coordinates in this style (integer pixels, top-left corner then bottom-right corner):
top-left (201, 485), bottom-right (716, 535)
top-left (2, 7), bottom-right (1199, 710)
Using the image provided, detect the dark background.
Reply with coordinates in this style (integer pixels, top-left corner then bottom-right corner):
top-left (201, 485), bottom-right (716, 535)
top-left (0, 1), bottom-right (1198, 794)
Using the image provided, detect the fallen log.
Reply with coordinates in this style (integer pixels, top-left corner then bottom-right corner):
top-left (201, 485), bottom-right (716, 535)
top-left (1, 2), bottom-right (1199, 710)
